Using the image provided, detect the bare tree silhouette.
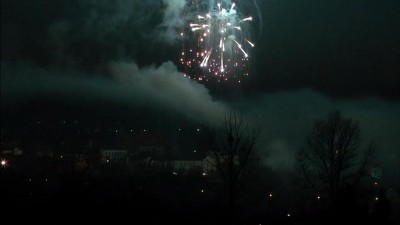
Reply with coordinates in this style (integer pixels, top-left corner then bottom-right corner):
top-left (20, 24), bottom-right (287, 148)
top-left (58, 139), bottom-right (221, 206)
top-left (209, 114), bottom-right (260, 222)
top-left (297, 111), bottom-right (377, 203)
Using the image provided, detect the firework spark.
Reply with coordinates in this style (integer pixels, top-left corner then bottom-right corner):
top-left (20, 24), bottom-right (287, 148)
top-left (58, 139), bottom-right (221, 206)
top-left (180, 1), bottom-right (256, 82)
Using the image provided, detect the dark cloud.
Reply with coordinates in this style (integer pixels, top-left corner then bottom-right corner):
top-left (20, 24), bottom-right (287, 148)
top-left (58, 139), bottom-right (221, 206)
top-left (1, 0), bottom-right (178, 71)
top-left (246, 0), bottom-right (400, 99)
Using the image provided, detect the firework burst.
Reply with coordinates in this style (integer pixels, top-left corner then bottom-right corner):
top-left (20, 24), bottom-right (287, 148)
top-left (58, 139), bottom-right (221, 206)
top-left (180, 0), bottom-right (257, 82)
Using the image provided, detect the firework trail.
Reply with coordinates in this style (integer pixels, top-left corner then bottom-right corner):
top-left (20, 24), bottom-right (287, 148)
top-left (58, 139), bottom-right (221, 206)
top-left (180, 0), bottom-right (260, 83)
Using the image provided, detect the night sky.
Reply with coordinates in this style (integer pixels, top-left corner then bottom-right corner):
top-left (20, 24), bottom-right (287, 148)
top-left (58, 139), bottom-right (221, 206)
top-left (1, 0), bottom-right (399, 170)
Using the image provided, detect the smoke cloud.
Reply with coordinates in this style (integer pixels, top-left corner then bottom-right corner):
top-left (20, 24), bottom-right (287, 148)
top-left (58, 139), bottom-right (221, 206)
top-left (108, 60), bottom-right (227, 124)
top-left (159, 0), bottom-right (186, 44)
top-left (1, 61), bottom-right (228, 125)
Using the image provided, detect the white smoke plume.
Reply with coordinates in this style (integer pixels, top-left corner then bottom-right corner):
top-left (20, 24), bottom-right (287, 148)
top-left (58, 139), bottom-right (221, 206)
top-left (159, 0), bottom-right (186, 44)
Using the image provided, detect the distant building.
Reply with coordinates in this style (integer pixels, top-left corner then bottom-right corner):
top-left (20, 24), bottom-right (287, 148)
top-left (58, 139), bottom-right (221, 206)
top-left (202, 155), bottom-right (216, 173)
top-left (138, 146), bottom-right (166, 155)
top-left (145, 153), bottom-right (208, 174)
top-left (36, 150), bottom-right (53, 158)
top-left (1, 147), bottom-right (23, 156)
top-left (13, 147), bottom-right (23, 156)
top-left (202, 153), bottom-right (240, 173)
top-left (2, 150), bottom-right (13, 155)
top-left (101, 149), bottom-right (128, 164)
top-left (171, 158), bottom-right (203, 171)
